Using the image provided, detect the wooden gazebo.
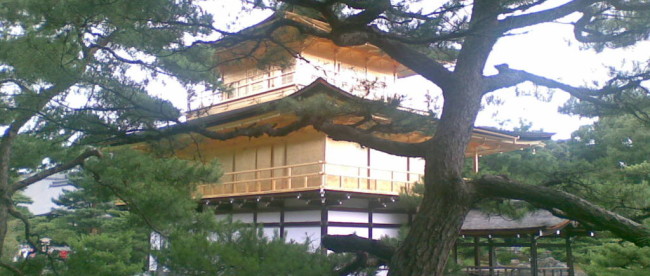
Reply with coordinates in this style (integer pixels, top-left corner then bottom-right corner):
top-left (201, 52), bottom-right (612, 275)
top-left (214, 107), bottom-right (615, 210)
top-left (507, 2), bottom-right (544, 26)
top-left (456, 210), bottom-right (589, 276)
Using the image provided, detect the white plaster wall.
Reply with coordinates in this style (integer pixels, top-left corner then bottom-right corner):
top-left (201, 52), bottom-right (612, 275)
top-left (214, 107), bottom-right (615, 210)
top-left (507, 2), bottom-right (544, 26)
top-left (284, 226), bottom-right (321, 248)
top-left (284, 210), bottom-right (320, 222)
top-left (215, 214), bottom-right (229, 221)
top-left (233, 213), bottom-right (255, 223)
top-left (328, 226), bottom-right (369, 238)
top-left (262, 227), bottom-right (281, 239)
top-left (372, 228), bottom-right (400, 240)
top-left (373, 213), bottom-right (409, 224)
top-left (328, 210), bottom-right (368, 223)
top-left (257, 212), bottom-right (281, 223)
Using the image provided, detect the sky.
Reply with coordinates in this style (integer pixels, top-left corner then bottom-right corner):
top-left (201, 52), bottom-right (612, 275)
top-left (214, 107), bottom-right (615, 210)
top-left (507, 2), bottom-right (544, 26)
top-left (148, 0), bottom-right (650, 140)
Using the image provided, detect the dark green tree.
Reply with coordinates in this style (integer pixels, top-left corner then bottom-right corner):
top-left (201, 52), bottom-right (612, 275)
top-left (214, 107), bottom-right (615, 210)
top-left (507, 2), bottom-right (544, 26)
top-left (4, 0), bottom-right (650, 275)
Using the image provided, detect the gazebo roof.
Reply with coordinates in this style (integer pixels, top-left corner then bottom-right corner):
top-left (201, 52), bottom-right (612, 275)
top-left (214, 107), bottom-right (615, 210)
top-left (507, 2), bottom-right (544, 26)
top-left (461, 210), bottom-right (573, 237)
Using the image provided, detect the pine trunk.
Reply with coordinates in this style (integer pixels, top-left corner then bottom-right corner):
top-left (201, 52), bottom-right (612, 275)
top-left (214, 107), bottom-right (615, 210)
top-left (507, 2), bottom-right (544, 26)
top-left (388, 79), bottom-right (484, 274)
top-left (0, 204), bottom-right (7, 259)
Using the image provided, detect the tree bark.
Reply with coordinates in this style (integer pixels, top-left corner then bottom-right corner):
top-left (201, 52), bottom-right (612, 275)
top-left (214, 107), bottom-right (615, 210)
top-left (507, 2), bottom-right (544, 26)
top-left (473, 175), bottom-right (650, 246)
top-left (387, 1), bottom-right (502, 274)
top-left (0, 199), bottom-right (8, 259)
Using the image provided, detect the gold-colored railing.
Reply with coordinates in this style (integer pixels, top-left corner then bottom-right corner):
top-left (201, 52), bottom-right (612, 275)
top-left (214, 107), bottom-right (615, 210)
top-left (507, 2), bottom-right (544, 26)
top-left (197, 161), bottom-right (421, 198)
top-left (223, 71), bottom-right (295, 100)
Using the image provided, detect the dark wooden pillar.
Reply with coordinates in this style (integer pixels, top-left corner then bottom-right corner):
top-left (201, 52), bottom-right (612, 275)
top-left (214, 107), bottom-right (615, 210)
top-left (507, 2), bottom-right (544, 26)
top-left (453, 242), bottom-right (459, 264)
top-left (320, 204), bottom-right (328, 254)
top-left (488, 237), bottom-right (495, 276)
top-left (474, 236), bottom-right (480, 267)
top-left (566, 235), bottom-right (575, 276)
top-left (320, 204), bottom-right (328, 238)
top-left (531, 235), bottom-right (539, 276)
top-left (368, 206), bottom-right (373, 239)
top-left (279, 206), bottom-right (285, 239)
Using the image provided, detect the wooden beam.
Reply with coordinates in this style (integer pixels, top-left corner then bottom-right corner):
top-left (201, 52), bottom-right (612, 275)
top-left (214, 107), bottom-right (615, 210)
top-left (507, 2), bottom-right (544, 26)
top-left (488, 237), bottom-right (495, 276)
top-left (566, 234), bottom-right (575, 276)
top-left (531, 236), bottom-right (538, 276)
top-left (474, 236), bottom-right (480, 267)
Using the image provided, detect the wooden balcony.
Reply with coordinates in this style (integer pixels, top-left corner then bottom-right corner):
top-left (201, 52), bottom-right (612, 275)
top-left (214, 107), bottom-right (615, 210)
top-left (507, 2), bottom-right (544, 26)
top-left (197, 161), bottom-right (422, 199)
top-left (223, 70), bottom-right (296, 100)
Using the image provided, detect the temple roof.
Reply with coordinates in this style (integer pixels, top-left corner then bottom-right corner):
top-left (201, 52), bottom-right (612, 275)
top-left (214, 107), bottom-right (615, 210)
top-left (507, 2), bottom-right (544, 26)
top-left (187, 78), bottom-right (553, 150)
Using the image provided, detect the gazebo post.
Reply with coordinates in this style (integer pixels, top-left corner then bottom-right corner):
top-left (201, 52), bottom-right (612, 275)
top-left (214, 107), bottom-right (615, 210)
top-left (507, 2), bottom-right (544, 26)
top-left (473, 236), bottom-right (480, 267)
top-left (565, 233), bottom-right (575, 276)
top-left (453, 241), bottom-right (459, 264)
top-left (530, 235), bottom-right (538, 276)
top-left (488, 236), bottom-right (495, 276)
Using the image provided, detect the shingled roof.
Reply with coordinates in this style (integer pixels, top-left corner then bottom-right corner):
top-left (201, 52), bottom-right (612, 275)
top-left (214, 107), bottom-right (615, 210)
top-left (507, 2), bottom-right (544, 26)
top-left (461, 210), bottom-right (571, 236)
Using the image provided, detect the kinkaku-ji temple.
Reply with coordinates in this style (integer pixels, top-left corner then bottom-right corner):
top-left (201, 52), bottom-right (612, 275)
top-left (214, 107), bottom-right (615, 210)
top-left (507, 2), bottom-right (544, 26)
top-left (143, 12), bottom-right (590, 276)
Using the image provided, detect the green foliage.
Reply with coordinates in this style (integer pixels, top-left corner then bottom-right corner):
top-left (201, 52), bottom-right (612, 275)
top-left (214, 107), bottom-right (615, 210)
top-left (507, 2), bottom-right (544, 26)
top-left (75, 149), bottom-right (221, 231)
top-left (64, 232), bottom-right (146, 276)
top-left (581, 242), bottom-right (650, 276)
top-left (476, 113), bottom-right (650, 273)
top-left (157, 218), bottom-right (334, 275)
top-left (0, 0), bottom-right (220, 147)
top-left (12, 149), bottom-right (334, 275)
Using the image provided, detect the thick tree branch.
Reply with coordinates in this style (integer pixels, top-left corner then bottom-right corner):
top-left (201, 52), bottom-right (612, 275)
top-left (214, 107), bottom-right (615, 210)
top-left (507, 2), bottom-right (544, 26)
top-left (339, 0), bottom-right (391, 26)
top-left (473, 175), bottom-right (650, 247)
top-left (260, 5), bottom-right (457, 89)
top-left (12, 148), bottom-right (103, 192)
top-left (369, 37), bottom-right (454, 90)
top-left (498, 0), bottom-right (597, 32)
top-left (572, 6), bottom-right (650, 44)
top-left (0, 262), bottom-right (22, 276)
top-left (7, 203), bottom-right (37, 251)
top-left (322, 234), bottom-right (395, 262)
top-left (484, 64), bottom-right (619, 108)
top-left (315, 120), bottom-right (427, 158)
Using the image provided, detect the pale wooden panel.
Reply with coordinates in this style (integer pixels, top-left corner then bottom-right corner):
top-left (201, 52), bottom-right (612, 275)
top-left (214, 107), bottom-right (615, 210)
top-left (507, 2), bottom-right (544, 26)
top-left (325, 139), bottom-right (368, 189)
top-left (210, 151), bottom-right (235, 195)
top-left (409, 157), bottom-right (426, 181)
top-left (223, 67), bottom-right (247, 84)
top-left (272, 143), bottom-right (288, 190)
top-left (370, 149), bottom-right (408, 182)
top-left (234, 148), bottom-right (257, 193)
top-left (256, 145), bottom-right (273, 191)
top-left (286, 136), bottom-right (325, 188)
top-left (214, 151), bottom-right (234, 181)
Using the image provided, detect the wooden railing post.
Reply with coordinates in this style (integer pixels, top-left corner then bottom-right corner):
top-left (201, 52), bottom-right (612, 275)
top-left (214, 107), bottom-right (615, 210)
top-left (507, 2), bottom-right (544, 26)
top-left (287, 167), bottom-right (292, 189)
top-left (320, 161), bottom-right (326, 189)
top-left (197, 161), bottom-right (423, 199)
top-left (357, 167), bottom-right (361, 190)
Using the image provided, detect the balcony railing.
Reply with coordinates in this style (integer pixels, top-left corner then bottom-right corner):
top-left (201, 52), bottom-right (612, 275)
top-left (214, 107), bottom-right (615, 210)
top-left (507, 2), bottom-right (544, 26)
top-left (197, 161), bottom-right (422, 198)
top-left (223, 71), bottom-right (295, 100)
